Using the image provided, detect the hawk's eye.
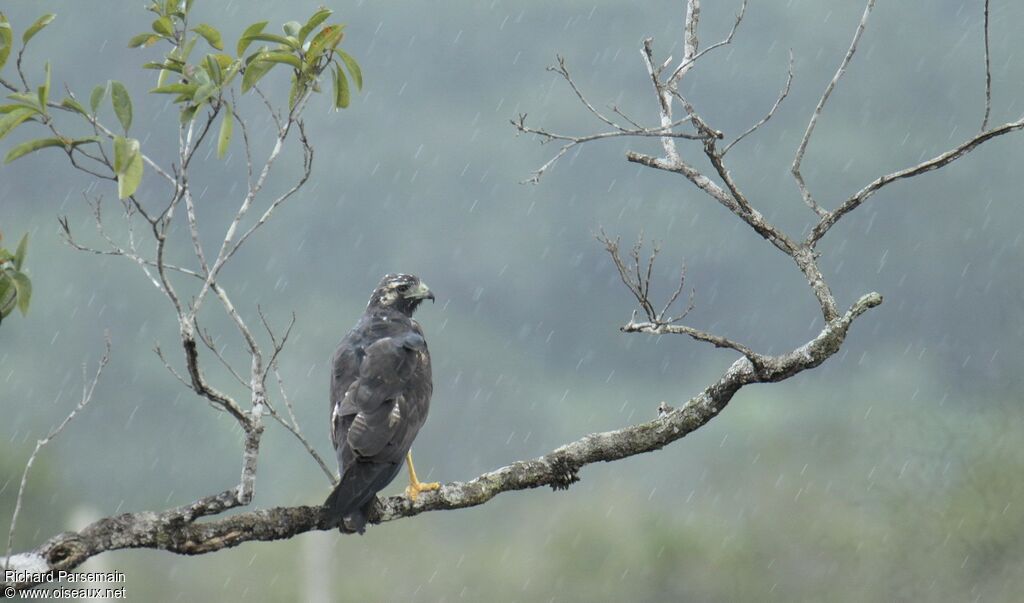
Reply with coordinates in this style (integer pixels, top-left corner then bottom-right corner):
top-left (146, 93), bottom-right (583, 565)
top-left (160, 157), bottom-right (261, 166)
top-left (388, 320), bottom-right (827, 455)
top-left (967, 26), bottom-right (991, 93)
top-left (398, 283), bottom-right (411, 292)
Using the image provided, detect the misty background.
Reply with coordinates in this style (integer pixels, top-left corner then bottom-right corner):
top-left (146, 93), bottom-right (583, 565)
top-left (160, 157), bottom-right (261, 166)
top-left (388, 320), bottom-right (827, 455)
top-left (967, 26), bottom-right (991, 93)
top-left (2, 1), bottom-right (1023, 601)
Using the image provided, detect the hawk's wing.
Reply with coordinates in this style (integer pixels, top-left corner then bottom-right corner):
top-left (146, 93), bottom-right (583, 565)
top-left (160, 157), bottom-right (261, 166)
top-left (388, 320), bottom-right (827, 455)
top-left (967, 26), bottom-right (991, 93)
top-left (330, 326), bottom-right (431, 470)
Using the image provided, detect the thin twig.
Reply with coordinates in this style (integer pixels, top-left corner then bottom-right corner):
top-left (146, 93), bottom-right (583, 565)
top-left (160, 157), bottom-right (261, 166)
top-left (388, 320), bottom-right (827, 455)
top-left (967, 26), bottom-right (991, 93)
top-left (5, 335), bottom-right (111, 570)
top-left (809, 116), bottom-right (1024, 246)
top-left (791, 0), bottom-right (875, 217)
top-left (723, 50), bottom-right (794, 156)
top-left (981, 0), bottom-right (992, 131)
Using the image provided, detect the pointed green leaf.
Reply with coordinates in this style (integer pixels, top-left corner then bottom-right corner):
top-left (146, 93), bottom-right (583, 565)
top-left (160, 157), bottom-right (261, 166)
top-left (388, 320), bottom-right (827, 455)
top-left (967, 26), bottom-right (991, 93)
top-left (217, 102), bottom-right (232, 159)
top-left (0, 106), bottom-right (36, 140)
top-left (112, 135), bottom-right (138, 174)
top-left (192, 24), bottom-right (223, 50)
top-left (129, 33), bottom-right (156, 48)
top-left (14, 233), bottom-right (27, 271)
top-left (150, 82), bottom-right (198, 95)
top-left (152, 16), bottom-right (174, 37)
top-left (181, 34), bottom-right (198, 62)
top-left (307, 24), bottom-right (344, 66)
top-left (0, 14), bottom-right (12, 73)
top-left (143, 60), bottom-right (183, 73)
top-left (60, 97), bottom-right (88, 116)
top-left (255, 51), bottom-right (302, 69)
top-left (335, 49), bottom-right (362, 90)
top-left (236, 21), bottom-right (268, 56)
top-left (332, 63), bottom-right (349, 109)
top-left (283, 21), bottom-right (301, 38)
top-left (243, 33), bottom-right (299, 50)
top-left (0, 276), bottom-right (14, 318)
top-left (241, 58), bottom-right (275, 92)
top-left (109, 81), bottom-right (132, 132)
top-left (179, 104), bottom-right (199, 124)
top-left (117, 148), bottom-right (143, 197)
top-left (90, 84), bottom-right (106, 114)
top-left (4, 137), bottom-right (64, 163)
top-left (22, 13), bottom-right (55, 45)
top-left (192, 81), bottom-right (218, 104)
top-left (37, 61), bottom-right (50, 112)
top-left (299, 8), bottom-right (332, 42)
top-left (10, 271), bottom-right (31, 316)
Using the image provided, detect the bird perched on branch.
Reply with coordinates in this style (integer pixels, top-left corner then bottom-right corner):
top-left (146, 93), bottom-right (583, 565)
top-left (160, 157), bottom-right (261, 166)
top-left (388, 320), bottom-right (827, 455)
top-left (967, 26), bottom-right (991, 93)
top-left (323, 273), bottom-right (438, 533)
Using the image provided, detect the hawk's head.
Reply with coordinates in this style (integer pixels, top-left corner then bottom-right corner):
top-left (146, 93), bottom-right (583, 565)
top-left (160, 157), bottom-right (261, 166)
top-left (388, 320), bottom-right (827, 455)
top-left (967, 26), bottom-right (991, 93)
top-left (367, 273), bottom-right (434, 316)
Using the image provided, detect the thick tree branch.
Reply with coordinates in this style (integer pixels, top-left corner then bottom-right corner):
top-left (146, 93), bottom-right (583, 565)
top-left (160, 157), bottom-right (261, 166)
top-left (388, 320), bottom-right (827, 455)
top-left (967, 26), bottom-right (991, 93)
top-left (1, 293), bottom-right (881, 591)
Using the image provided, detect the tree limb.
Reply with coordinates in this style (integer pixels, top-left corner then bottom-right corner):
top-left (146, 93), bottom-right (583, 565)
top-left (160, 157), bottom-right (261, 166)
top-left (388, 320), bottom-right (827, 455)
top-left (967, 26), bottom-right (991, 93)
top-left (1, 293), bottom-right (881, 591)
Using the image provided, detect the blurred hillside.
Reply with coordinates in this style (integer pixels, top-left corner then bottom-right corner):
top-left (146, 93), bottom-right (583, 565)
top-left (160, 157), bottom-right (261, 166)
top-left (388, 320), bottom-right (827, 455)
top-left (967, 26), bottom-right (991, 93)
top-left (2, 1), bottom-right (1023, 601)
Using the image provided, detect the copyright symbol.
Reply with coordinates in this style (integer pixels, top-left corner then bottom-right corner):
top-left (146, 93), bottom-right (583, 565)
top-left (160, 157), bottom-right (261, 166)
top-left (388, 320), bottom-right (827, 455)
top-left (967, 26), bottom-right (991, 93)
top-left (4, 585), bottom-right (16, 598)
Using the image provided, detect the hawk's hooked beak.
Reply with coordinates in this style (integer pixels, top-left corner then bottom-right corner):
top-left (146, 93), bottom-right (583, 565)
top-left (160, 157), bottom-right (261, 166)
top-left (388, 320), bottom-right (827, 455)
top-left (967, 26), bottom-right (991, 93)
top-left (409, 281), bottom-right (435, 303)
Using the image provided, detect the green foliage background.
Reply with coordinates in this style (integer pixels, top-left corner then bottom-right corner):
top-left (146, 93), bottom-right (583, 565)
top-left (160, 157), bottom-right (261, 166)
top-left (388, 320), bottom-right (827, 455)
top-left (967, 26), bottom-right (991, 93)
top-left (2, 1), bottom-right (1023, 601)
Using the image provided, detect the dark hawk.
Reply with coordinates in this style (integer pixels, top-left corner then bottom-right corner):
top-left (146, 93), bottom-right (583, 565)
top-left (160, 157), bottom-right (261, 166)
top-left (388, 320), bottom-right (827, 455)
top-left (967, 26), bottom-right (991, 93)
top-left (323, 273), bottom-right (439, 533)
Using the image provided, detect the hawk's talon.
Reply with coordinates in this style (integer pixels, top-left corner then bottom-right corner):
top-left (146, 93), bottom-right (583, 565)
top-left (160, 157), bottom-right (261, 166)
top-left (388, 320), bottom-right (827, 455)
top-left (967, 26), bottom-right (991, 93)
top-left (405, 450), bottom-right (439, 502)
top-left (405, 480), bottom-right (440, 502)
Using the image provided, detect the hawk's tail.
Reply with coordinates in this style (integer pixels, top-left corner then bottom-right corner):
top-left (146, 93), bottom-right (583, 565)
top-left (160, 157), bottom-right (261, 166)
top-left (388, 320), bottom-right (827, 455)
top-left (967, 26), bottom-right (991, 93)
top-left (322, 462), bottom-right (397, 533)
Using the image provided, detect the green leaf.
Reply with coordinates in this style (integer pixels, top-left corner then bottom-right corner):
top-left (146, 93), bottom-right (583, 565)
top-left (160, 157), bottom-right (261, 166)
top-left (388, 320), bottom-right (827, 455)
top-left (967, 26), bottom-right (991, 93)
top-left (192, 81), bottom-right (218, 104)
top-left (90, 84), bottom-right (106, 114)
top-left (255, 51), bottom-right (302, 69)
top-left (10, 271), bottom-right (31, 316)
top-left (60, 97), bottom-right (88, 116)
top-left (152, 16), bottom-right (174, 37)
top-left (243, 32), bottom-right (299, 50)
top-left (179, 104), bottom-right (199, 123)
top-left (112, 135), bottom-right (137, 173)
top-left (335, 49), bottom-right (362, 90)
top-left (217, 102), bottom-right (232, 159)
top-left (150, 83), bottom-right (198, 97)
top-left (282, 21), bottom-right (301, 38)
top-left (181, 35), bottom-right (198, 62)
top-left (0, 106), bottom-right (36, 140)
top-left (36, 61), bottom-right (50, 112)
top-left (0, 275), bottom-right (14, 318)
top-left (0, 14), bottom-right (12, 73)
top-left (128, 32), bottom-right (160, 48)
top-left (4, 137), bottom-right (63, 163)
top-left (113, 137), bottom-right (143, 198)
top-left (332, 63), bottom-right (350, 109)
top-left (109, 81), bottom-right (132, 132)
top-left (7, 92), bottom-right (39, 109)
top-left (14, 233), bottom-right (27, 271)
top-left (299, 8), bottom-right (332, 42)
top-left (241, 58), bottom-right (275, 93)
top-left (192, 23), bottom-right (223, 50)
top-left (143, 60), bottom-right (183, 73)
top-left (306, 24), bottom-right (344, 66)
top-left (236, 21), bottom-right (268, 56)
top-left (22, 13), bottom-right (55, 45)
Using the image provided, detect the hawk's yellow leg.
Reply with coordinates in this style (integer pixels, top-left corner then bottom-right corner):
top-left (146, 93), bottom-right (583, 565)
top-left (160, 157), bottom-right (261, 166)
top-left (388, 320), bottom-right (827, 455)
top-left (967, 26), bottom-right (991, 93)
top-left (404, 451), bottom-right (440, 501)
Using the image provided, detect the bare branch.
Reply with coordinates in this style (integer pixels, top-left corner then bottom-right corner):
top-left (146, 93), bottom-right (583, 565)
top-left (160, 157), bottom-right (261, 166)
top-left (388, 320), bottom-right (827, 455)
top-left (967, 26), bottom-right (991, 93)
top-left (548, 55), bottom-right (621, 130)
top-left (2, 293), bottom-right (882, 590)
top-left (809, 116), bottom-right (1024, 246)
top-left (722, 50), bottom-right (794, 156)
top-left (667, 0), bottom-right (748, 85)
top-left (154, 344), bottom-right (195, 392)
top-left (598, 232), bottom-right (764, 367)
top-left (512, 113), bottom-right (700, 184)
top-left (791, 0), bottom-right (875, 217)
top-left (270, 366), bottom-right (337, 485)
top-left (5, 335), bottom-right (111, 570)
top-left (981, 0), bottom-right (992, 131)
